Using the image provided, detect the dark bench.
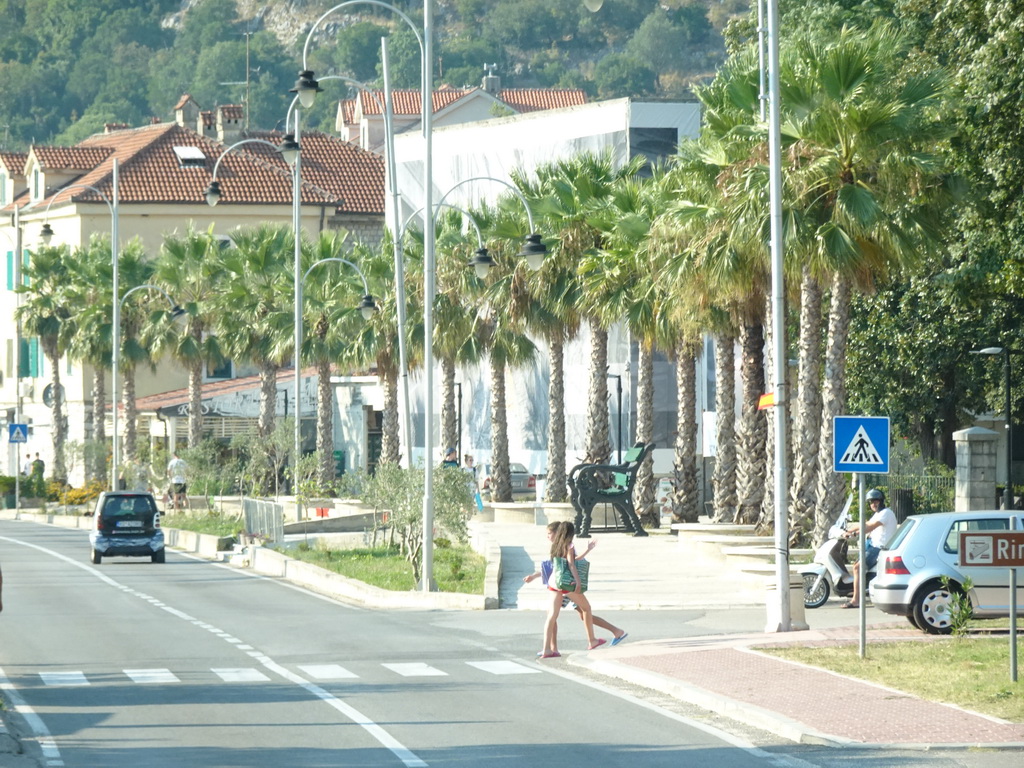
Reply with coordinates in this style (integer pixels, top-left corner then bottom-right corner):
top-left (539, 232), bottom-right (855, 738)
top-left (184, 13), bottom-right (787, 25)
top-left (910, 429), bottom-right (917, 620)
top-left (567, 442), bottom-right (655, 538)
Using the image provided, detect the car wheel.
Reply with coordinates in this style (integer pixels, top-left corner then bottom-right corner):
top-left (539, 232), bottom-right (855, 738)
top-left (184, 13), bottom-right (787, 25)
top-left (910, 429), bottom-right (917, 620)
top-left (907, 613), bottom-right (923, 630)
top-left (912, 581), bottom-right (956, 635)
top-left (90, 549), bottom-right (101, 565)
top-left (152, 549), bottom-right (166, 564)
top-left (802, 572), bottom-right (830, 609)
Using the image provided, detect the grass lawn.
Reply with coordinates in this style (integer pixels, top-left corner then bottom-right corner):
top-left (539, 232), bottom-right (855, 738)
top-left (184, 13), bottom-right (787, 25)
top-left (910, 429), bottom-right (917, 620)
top-left (161, 512), bottom-right (244, 538)
top-left (763, 632), bottom-right (1023, 721)
top-left (283, 541), bottom-right (486, 594)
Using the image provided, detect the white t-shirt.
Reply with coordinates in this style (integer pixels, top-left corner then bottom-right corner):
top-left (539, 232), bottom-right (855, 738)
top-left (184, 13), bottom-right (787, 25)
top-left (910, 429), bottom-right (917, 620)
top-left (168, 458), bottom-right (187, 484)
top-left (868, 506), bottom-right (897, 548)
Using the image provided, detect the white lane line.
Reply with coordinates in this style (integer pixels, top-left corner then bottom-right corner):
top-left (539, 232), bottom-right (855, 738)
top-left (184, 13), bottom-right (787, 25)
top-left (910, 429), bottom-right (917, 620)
top-left (0, 667), bottom-right (64, 767)
top-left (253, 654), bottom-right (427, 768)
top-left (39, 672), bottom-right (88, 687)
top-left (0, 533), bottom-right (426, 767)
top-left (382, 663), bottom-right (447, 677)
top-left (212, 668), bottom-right (270, 683)
top-left (299, 664), bottom-right (359, 680)
top-left (124, 669), bottom-right (181, 684)
top-left (466, 660), bottom-right (540, 676)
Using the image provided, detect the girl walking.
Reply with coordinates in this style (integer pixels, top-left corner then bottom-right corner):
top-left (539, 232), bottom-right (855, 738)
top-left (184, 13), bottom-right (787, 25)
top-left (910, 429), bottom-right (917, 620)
top-left (535, 521), bottom-right (601, 658)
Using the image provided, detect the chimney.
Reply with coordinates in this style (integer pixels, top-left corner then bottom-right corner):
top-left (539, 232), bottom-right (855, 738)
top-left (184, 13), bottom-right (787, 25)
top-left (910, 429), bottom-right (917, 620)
top-left (482, 63), bottom-right (500, 96)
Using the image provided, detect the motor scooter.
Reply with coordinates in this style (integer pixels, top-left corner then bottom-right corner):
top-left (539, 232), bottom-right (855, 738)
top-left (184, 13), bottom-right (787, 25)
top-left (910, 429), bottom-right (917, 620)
top-left (801, 497), bottom-right (876, 608)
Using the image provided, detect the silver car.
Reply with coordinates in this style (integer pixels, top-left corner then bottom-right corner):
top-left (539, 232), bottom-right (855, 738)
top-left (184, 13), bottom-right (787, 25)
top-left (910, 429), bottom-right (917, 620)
top-left (869, 510), bottom-right (1024, 634)
top-left (480, 462), bottom-right (536, 500)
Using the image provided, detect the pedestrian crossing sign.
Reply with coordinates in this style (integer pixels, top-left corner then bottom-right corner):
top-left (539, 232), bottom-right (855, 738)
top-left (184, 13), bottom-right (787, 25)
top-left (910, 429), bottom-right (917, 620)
top-left (833, 416), bottom-right (890, 474)
top-left (8, 423), bottom-right (28, 443)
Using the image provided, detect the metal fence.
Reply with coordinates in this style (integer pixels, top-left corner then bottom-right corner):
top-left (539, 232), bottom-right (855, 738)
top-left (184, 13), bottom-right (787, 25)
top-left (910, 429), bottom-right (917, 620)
top-left (867, 473), bottom-right (956, 520)
top-left (242, 498), bottom-right (285, 544)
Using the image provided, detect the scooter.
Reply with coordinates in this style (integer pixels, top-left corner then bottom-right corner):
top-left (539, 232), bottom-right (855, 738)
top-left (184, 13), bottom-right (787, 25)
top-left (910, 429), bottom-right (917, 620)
top-left (801, 497), bottom-right (876, 609)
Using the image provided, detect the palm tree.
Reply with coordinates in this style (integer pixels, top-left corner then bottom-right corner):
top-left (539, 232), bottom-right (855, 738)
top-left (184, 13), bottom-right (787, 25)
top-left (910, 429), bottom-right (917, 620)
top-left (116, 240), bottom-right (157, 468)
top-left (152, 225), bottom-right (226, 449)
top-left (16, 244), bottom-right (72, 482)
top-left (214, 225), bottom-right (293, 492)
top-left (63, 236), bottom-right (114, 483)
top-left (302, 231), bottom-right (370, 485)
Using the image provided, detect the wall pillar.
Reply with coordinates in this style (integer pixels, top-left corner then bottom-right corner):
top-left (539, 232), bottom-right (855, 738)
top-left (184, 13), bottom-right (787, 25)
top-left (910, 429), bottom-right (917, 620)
top-left (954, 426), bottom-right (998, 511)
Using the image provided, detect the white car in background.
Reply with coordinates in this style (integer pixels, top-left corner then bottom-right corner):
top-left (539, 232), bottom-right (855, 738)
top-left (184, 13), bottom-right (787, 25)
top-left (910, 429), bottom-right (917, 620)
top-left (869, 510), bottom-right (1024, 634)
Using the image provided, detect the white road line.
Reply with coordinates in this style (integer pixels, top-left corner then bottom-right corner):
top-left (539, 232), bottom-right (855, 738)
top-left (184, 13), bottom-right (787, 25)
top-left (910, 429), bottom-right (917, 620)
top-left (299, 664), bottom-right (359, 680)
top-left (466, 660), bottom-right (539, 675)
top-left (124, 669), bottom-right (181, 684)
top-left (382, 662), bottom-right (448, 677)
top-left (212, 668), bottom-right (270, 683)
top-left (39, 672), bottom-right (88, 687)
top-left (0, 667), bottom-right (64, 767)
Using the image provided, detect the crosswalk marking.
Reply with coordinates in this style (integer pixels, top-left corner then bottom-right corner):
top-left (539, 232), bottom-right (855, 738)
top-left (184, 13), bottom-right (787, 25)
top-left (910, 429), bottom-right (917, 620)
top-left (40, 672), bottom-right (88, 687)
top-left (299, 664), bottom-right (358, 680)
top-left (29, 659), bottom-right (544, 688)
top-left (124, 669), bottom-right (180, 684)
top-left (466, 661), bottom-right (539, 675)
top-left (212, 668), bottom-right (270, 683)
top-left (381, 663), bottom-right (447, 677)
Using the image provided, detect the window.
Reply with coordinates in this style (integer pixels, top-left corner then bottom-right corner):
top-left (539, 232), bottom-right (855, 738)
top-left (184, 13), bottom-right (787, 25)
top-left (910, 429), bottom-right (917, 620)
top-left (172, 146), bottom-right (207, 169)
top-left (33, 168), bottom-right (40, 200)
top-left (944, 518), bottom-right (1010, 554)
top-left (206, 360), bottom-right (233, 380)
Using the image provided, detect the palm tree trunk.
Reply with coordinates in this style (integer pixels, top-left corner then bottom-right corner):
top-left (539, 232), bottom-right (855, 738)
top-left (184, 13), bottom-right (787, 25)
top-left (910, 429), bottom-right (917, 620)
top-left (758, 293), bottom-right (777, 534)
top-left (712, 331), bottom-right (738, 522)
top-left (584, 318), bottom-right (611, 464)
top-left (635, 343), bottom-right (657, 526)
top-left (545, 329), bottom-right (567, 503)
top-left (380, 362), bottom-right (401, 466)
top-left (489, 353), bottom-right (512, 502)
top-left (123, 365), bottom-right (138, 467)
top-left (441, 356), bottom-right (457, 459)
top-left (258, 363), bottom-right (278, 442)
top-left (814, 272), bottom-right (853, 542)
top-left (789, 267), bottom-right (824, 543)
top-left (91, 368), bottom-right (106, 483)
top-left (188, 324), bottom-right (204, 447)
top-left (672, 339), bottom-right (700, 523)
top-left (45, 342), bottom-right (66, 482)
top-left (735, 322), bottom-right (768, 524)
top-left (316, 357), bottom-right (334, 486)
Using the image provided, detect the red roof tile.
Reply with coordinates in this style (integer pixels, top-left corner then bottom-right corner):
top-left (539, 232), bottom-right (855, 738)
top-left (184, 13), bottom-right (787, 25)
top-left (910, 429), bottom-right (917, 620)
top-left (499, 89), bottom-right (589, 113)
top-left (344, 86), bottom-right (588, 119)
top-left (31, 145), bottom-right (113, 171)
top-left (0, 151), bottom-right (27, 174)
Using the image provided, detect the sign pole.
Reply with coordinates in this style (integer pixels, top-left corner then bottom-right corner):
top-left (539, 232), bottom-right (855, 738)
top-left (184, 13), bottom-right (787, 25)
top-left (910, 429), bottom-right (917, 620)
top-left (1011, 567), bottom-right (1018, 682)
top-left (858, 473), bottom-right (866, 659)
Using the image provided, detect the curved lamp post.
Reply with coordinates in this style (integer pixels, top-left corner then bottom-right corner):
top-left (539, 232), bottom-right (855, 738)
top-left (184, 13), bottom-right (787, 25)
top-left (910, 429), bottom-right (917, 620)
top-left (115, 284), bottom-right (184, 486)
top-left (38, 160), bottom-right (120, 490)
top-left (296, 0), bottom-right (438, 590)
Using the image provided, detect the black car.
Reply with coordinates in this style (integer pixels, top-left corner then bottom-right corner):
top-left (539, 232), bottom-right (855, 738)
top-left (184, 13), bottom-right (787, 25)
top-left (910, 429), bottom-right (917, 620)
top-left (89, 491), bottom-right (165, 564)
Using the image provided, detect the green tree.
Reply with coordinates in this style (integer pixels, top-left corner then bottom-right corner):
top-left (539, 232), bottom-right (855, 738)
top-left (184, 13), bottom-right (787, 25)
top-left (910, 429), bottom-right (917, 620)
top-left (592, 54), bottom-right (657, 99)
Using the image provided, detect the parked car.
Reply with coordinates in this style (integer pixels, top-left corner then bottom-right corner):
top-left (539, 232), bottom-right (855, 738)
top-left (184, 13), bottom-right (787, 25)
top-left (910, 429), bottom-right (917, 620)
top-left (869, 510), bottom-right (1024, 634)
top-left (89, 491), bottom-right (165, 565)
top-left (480, 462), bottom-right (536, 500)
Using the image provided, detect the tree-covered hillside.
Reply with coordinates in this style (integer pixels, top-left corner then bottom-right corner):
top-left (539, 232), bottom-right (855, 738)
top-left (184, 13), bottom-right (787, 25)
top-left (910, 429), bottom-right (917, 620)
top-left (0, 0), bottom-right (746, 150)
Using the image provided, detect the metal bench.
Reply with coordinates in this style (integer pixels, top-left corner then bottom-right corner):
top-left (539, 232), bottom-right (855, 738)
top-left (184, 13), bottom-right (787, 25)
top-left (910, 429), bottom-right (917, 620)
top-left (567, 442), bottom-right (655, 537)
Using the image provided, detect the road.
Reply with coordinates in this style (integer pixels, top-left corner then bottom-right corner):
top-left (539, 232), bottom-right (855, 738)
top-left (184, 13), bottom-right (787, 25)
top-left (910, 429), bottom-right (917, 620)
top-left (2, 518), bottom-right (1021, 768)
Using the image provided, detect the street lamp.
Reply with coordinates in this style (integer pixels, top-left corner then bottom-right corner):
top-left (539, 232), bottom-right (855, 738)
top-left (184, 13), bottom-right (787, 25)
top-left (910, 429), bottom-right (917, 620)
top-left (38, 159), bottom-right (120, 490)
top-left (297, 0), bottom-right (436, 591)
top-left (115, 285), bottom-right (184, 484)
top-left (976, 346), bottom-right (1014, 509)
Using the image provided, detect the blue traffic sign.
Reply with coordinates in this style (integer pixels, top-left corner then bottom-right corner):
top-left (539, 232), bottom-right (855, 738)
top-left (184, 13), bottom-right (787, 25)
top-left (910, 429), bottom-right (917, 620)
top-left (834, 416), bottom-right (890, 474)
top-left (8, 423), bottom-right (28, 443)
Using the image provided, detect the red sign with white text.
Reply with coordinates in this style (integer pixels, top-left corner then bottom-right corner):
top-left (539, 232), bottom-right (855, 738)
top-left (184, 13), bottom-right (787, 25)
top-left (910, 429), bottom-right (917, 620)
top-left (960, 532), bottom-right (1024, 567)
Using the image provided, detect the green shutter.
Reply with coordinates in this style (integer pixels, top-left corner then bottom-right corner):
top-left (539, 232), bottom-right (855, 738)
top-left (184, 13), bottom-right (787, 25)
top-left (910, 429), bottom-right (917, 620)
top-left (5, 251), bottom-right (11, 291)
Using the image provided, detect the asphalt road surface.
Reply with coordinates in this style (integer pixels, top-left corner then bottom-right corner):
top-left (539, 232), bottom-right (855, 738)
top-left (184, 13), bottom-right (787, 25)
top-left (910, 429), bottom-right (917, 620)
top-left (2, 519), bottom-right (1021, 768)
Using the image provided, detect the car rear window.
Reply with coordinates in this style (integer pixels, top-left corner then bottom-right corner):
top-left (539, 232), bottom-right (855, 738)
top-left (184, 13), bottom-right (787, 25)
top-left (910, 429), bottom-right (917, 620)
top-left (943, 518), bottom-right (1010, 554)
top-left (102, 496), bottom-right (157, 519)
top-left (885, 518), bottom-right (917, 551)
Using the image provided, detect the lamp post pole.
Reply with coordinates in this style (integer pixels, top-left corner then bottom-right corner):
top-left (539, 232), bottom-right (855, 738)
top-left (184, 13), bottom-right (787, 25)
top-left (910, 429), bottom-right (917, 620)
top-left (1004, 348), bottom-right (1013, 510)
top-left (2, 210), bottom-right (22, 506)
top-left (607, 373), bottom-right (622, 464)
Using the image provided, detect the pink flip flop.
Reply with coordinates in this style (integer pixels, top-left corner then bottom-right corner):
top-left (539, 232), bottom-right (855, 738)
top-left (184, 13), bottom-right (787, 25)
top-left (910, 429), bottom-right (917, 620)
top-left (539, 651), bottom-right (561, 659)
top-left (588, 639), bottom-right (607, 650)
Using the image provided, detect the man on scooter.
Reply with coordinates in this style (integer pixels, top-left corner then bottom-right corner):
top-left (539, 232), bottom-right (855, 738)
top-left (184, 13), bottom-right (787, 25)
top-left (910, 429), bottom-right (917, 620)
top-left (842, 488), bottom-right (897, 608)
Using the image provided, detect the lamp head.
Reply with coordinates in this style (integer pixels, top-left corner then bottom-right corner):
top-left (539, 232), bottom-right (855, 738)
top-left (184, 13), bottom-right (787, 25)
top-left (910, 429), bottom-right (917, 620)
top-left (40, 222), bottom-right (54, 245)
top-left (170, 305), bottom-right (186, 320)
top-left (358, 294), bottom-right (377, 321)
top-left (290, 69), bottom-right (323, 109)
top-left (978, 347), bottom-right (1004, 355)
top-left (204, 180), bottom-right (222, 207)
top-left (518, 233), bottom-right (548, 271)
top-left (469, 248), bottom-right (496, 280)
top-left (279, 133), bottom-right (301, 166)
top-left (583, 0), bottom-right (605, 11)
